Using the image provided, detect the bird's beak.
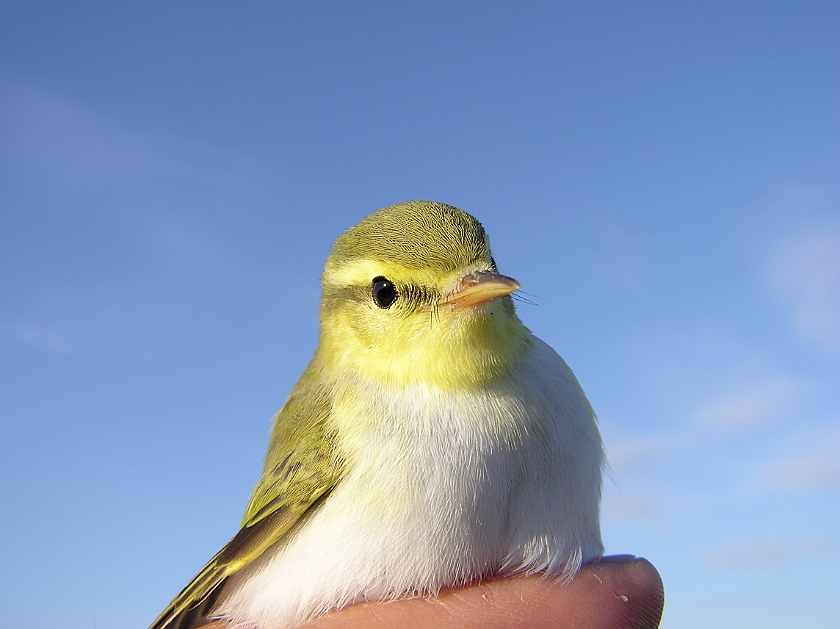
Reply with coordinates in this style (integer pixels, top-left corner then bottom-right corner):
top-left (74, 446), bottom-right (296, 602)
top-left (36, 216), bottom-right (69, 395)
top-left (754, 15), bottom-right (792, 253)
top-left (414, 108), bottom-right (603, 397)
top-left (438, 271), bottom-right (520, 309)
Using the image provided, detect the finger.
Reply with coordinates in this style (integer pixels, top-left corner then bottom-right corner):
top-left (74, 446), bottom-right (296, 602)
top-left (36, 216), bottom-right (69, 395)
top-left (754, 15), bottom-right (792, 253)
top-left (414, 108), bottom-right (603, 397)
top-left (305, 556), bottom-right (664, 629)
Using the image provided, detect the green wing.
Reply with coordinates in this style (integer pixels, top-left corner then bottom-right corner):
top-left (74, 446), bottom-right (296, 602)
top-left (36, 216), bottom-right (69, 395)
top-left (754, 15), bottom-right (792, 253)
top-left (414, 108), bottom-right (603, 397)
top-left (150, 357), bottom-right (342, 629)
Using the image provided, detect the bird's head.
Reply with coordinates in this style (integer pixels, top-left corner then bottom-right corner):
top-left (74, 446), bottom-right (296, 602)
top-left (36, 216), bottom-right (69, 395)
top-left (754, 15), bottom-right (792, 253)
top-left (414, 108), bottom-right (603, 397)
top-left (319, 201), bottom-right (531, 389)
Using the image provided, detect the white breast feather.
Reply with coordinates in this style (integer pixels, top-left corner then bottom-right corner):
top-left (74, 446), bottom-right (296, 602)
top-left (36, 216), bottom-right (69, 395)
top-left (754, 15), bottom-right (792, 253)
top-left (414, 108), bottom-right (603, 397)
top-left (215, 337), bottom-right (603, 629)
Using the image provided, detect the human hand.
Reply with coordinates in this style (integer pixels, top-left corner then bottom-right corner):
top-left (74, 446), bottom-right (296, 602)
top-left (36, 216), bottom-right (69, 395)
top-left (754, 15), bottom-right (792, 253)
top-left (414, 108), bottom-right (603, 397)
top-left (200, 555), bottom-right (664, 629)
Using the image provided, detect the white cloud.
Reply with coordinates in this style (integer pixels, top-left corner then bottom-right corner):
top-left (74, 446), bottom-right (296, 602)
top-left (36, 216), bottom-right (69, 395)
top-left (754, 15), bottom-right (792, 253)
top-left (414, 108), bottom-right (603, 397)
top-left (0, 83), bottom-right (275, 360)
top-left (589, 221), bottom-right (652, 292)
top-left (702, 536), bottom-right (834, 571)
top-left (693, 379), bottom-right (804, 434)
top-left (769, 227), bottom-right (840, 356)
top-left (758, 423), bottom-right (840, 493)
top-left (0, 324), bottom-right (78, 353)
top-left (601, 491), bottom-right (659, 523)
top-left (765, 459), bottom-right (840, 492)
top-left (1, 82), bottom-right (265, 193)
top-left (604, 434), bottom-right (667, 471)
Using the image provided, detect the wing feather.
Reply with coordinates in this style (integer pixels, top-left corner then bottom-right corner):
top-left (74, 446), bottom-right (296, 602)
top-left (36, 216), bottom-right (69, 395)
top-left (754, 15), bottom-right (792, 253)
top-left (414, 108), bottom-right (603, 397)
top-left (150, 356), bottom-right (341, 629)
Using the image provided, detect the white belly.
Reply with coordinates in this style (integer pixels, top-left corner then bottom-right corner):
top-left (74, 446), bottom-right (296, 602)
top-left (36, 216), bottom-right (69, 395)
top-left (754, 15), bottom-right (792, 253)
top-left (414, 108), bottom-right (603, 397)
top-left (216, 337), bottom-right (603, 629)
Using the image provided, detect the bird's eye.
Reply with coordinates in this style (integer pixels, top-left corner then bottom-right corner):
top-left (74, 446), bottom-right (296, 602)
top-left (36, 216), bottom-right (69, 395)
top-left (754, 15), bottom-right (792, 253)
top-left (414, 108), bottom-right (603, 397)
top-left (371, 277), bottom-right (398, 309)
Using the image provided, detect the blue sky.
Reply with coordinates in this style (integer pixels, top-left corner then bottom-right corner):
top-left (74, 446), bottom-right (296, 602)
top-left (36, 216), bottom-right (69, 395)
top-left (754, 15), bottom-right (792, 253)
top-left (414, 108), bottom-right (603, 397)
top-left (1, 3), bottom-right (838, 628)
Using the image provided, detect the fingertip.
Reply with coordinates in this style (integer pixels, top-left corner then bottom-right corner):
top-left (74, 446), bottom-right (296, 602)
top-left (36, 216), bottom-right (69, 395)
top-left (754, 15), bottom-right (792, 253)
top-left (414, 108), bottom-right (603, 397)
top-left (579, 556), bottom-right (664, 629)
top-left (627, 558), bottom-right (665, 629)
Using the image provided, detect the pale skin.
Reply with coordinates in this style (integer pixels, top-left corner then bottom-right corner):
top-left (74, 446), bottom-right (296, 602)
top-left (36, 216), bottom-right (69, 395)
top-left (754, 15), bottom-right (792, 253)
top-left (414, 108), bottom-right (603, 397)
top-left (198, 556), bottom-right (664, 629)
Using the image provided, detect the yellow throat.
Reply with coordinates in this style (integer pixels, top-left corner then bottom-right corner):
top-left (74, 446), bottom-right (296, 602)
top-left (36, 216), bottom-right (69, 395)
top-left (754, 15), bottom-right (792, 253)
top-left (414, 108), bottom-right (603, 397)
top-left (318, 201), bottom-right (532, 389)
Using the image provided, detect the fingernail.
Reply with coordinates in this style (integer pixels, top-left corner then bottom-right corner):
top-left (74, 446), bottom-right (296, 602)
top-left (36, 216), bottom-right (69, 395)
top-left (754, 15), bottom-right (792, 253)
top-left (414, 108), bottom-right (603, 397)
top-left (596, 554), bottom-right (640, 564)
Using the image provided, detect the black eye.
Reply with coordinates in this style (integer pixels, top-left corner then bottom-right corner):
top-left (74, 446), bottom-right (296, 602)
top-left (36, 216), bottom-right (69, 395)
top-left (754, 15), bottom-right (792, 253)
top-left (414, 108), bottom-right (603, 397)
top-left (371, 277), bottom-right (397, 309)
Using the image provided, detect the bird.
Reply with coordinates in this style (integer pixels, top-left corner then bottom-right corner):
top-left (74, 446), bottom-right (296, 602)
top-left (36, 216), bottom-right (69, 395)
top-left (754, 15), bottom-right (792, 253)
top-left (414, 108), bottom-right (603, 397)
top-left (150, 200), bottom-right (604, 629)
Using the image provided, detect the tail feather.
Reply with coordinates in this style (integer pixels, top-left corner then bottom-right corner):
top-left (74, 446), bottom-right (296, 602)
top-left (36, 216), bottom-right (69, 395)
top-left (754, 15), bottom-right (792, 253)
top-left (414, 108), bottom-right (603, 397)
top-left (149, 559), bottom-right (229, 629)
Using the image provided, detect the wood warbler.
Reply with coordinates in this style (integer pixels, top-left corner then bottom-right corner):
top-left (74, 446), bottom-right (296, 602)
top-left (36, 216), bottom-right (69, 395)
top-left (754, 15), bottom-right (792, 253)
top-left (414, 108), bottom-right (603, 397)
top-left (150, 200), bottom-right (603, 629)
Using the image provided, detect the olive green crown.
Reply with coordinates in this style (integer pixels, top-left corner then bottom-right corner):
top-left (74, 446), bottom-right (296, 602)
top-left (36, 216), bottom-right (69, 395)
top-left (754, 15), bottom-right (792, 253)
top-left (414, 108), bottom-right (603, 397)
top-left (326, 201), bottom-right (491, 274)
